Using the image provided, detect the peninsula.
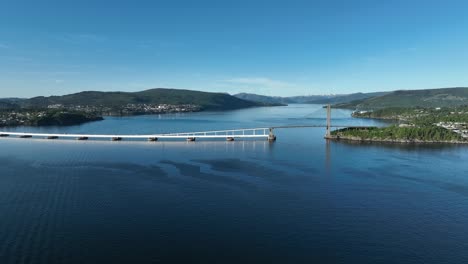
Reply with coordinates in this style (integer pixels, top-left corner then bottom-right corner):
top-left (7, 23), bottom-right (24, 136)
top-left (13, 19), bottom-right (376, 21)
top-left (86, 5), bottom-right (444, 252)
top-left (322, 87), bottom-right (468, 144)
top-left (332, 106), bottom-right (468, 144)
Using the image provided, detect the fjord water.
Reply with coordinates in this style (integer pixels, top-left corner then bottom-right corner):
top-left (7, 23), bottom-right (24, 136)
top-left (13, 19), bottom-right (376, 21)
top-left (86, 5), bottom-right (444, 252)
top-left (1, 104), bottom-right (468, 263)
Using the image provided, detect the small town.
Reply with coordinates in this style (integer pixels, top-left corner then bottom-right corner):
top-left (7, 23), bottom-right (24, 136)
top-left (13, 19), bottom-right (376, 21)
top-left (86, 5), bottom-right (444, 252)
top-left (0, 104), bottom-right (203, 127)
top-left (48, 103), bottom-right (202, 115)
top-left (0, 111), bottom-right (33, 126)
top-left (436, 122), bottom-right (468, 139)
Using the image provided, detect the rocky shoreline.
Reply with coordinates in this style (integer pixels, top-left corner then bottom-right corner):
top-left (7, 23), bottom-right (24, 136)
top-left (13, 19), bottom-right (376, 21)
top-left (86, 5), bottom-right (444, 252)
top-left (330, 135), bottom-right (468, 144)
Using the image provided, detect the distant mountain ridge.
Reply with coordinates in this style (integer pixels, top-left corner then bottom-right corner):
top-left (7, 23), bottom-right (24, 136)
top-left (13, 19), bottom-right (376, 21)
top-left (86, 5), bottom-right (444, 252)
top-left (234, 93), bottom-right (280, 104)
top-left (332, 87), bottom-right (468, 110)
top-left (4, 87), bottom-right (468, 112)
top-left (234, 93), bottom-right (337, 104)
top-left (233, 92), bottom-right (387, 105)
top-left (4, 88), bottom-right (268, 111)
top-left (234, 93), bottom-right (295, 104)
top-left (306, 92), bottom-right (389, 104)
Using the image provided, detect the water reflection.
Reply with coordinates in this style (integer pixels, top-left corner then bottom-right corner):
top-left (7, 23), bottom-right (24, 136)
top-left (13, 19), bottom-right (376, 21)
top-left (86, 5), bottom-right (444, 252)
top-left (325, 139), bottom-right (331, 175)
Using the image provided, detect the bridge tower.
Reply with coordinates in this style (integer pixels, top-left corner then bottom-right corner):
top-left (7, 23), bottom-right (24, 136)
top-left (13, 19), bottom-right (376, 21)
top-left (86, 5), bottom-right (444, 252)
top-left (325, 104), bottom-right (331, 138)
top-left (268, 128), bottom-right (277, 142)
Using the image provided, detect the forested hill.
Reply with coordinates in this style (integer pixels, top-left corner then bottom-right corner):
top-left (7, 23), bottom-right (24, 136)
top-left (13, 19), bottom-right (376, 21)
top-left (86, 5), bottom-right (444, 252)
top-left (333, 87), bottom-right (468, 110)
top-left (0, 98), bottom-right (25, 109)
top-left (14, 88), bottom-right (267, 111)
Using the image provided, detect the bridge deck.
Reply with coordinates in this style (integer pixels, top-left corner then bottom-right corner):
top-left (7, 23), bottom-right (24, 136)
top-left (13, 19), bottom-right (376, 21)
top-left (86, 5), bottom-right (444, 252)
top-left (272, 125), bottom-right (376, 129)
top-left (0, 125), bottom-right (376, 142)
top-left (0, 128), bottom-right (271, 141)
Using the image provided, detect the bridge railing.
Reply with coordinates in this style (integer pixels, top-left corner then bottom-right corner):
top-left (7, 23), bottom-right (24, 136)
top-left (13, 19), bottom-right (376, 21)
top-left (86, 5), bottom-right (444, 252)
top-left (0, 127), bottom-right (272, 140)
top-left (162, 128), bottom-right (270, 137)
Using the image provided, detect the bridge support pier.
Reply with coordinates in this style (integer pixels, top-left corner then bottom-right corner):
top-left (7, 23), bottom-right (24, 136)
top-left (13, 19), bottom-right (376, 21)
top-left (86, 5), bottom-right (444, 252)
top-left (268, 128), bottom-right (276, 142)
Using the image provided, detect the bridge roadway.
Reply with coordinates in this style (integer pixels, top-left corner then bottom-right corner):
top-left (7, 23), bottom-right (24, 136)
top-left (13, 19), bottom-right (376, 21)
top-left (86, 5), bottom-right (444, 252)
top-left (0, 128), bottom-right (271, 141)
top-left (271, 125), bottom-right (377, 129)
top-left (0, 125), bottom-right (376, 142)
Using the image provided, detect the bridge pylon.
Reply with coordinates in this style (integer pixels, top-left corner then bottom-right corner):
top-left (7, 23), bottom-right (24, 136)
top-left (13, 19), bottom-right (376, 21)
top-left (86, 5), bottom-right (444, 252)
top-left (325, 104), bottom-right (332, 138)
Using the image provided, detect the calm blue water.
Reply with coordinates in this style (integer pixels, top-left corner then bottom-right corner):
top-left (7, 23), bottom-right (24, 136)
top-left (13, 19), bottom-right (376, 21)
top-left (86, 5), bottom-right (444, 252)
top-left (1, 104), bottom-right (468, 263)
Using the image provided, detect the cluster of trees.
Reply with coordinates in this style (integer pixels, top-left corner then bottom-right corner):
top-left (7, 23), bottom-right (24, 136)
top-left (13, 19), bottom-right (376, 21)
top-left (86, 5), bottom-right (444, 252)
top-left (332, 126), bottom-right (464, 142)
top-left (31, 111), bottom-right (103, 126)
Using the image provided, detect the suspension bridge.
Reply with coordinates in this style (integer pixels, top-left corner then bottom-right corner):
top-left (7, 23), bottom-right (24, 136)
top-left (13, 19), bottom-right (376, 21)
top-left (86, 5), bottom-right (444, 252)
top-left (0, 105), bottom-right (374, 142)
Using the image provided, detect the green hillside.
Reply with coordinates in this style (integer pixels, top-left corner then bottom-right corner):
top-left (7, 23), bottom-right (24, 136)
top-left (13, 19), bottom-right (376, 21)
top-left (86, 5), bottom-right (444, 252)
top-left (20, 88), bottom-right (264, 110)
top-left (333, 87), bottom-right (468, 110)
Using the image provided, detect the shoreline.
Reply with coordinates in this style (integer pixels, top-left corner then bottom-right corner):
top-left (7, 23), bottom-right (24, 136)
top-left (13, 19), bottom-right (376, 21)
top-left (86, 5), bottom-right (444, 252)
top-left (328, 135), bottom-right (468, 145)
top-left (333, 110), bottom-right (468, 145)
top-left (0, 104), bottom-right (285, 128)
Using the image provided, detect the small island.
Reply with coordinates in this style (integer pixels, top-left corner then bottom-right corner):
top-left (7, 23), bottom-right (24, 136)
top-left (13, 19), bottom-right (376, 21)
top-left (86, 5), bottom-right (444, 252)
top-left (332, 106), bottom-right (468, 144)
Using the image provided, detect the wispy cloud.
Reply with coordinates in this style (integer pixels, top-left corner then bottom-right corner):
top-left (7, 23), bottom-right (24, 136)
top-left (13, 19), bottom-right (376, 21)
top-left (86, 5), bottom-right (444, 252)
top-left (0, 55), bottom-right (32, 62)
top-left (216, 77), bottom-right (299, 95)
top-left (223, 77), bottom-right (295, 89)
top-left (135, 40), bottom-right (184, 50)
top-left (361, 47), bottom-right (419, 63)
top-left (136, 41), bottom-right (153, 49)
top-left (57, 33), bottom-right (107, 44)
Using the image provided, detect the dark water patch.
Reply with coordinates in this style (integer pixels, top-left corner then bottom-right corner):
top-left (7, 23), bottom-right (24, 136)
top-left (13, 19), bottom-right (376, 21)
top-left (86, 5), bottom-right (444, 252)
top-left (380, 171), bottom-right (468, 197)
top-left (193, 158), bottom-right (305, 180)
top-left (341, 168), bottom-right (377, 179)
top-left (161, 160), bottom-right (256, 190)
top-left (250, 157), bottom-right (319, 174)
top-left (0, 155), bottom-right (36, 166)
top-left (0, 156), bottom-right (182, 190)
top-left (347, 162), bottom-right (468, 197)
top-left (0, 158), bottom-right (192, 264)
top-left (30, 161), bottom-right (168, 177)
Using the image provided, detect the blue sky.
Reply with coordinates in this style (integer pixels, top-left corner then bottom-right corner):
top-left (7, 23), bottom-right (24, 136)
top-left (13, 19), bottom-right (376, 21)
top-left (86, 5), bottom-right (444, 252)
top-left (1, 0), bottom-right (468, 97)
